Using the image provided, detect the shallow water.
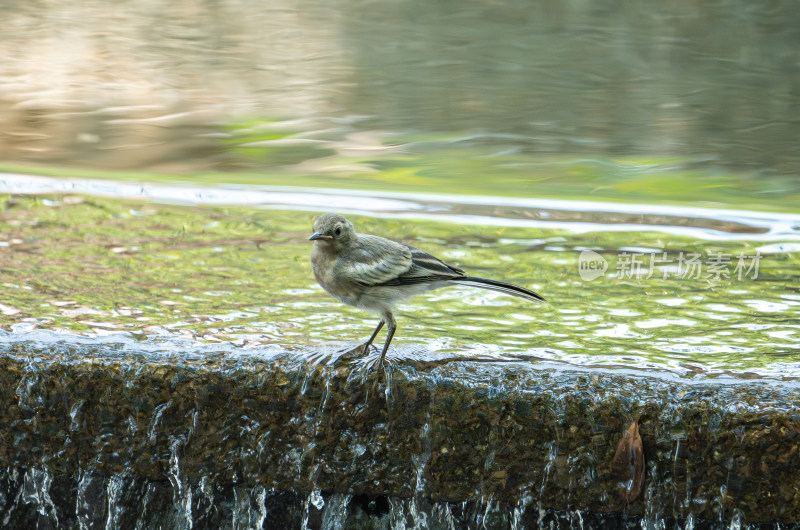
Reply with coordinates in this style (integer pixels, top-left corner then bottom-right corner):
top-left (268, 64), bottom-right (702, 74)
top-left (0, 175), bottom-right (797, 380)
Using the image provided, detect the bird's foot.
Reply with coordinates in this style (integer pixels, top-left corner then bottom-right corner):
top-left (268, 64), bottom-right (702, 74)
top-left (336, 342), bottom-right (375, 363)
top-left (362, 342), bottom-right (379, 355)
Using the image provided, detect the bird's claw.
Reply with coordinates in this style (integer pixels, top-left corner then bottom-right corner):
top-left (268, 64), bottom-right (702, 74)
top-left (335, 343), bottom-right (380, 368)
top-left (361, 342), bottom-right (379, 355)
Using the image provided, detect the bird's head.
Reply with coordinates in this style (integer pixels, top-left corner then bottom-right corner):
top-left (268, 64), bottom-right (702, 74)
top-left (309, 213), bottom-right (356, 249)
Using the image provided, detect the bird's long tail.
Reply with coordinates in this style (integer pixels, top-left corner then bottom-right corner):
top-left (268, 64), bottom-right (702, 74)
top-left (452, 276), bottom-right (546, 303)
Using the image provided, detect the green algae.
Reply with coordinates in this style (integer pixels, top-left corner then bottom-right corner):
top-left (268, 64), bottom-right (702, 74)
top-left (1, 144), bottom-right (799, 214)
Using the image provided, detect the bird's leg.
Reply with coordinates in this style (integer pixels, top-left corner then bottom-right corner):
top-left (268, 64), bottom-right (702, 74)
top-left (361, 319), bottom-right (384, 354)
top-left (377, 312), bottom-right (397, 366)
top-left (377, 326), bottom-right (396, 366)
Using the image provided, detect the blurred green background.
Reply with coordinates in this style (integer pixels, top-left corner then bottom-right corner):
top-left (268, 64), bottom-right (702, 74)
top-left (1, 0), bottom-right (799, 210)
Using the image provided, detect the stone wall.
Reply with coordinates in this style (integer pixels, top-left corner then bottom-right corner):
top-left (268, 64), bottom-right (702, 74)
top-left (0, 340), bottom-right (798, 527)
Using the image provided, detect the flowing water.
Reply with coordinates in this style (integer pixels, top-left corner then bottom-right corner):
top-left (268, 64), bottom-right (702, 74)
top-left (0, 175), bottom-right (798, 527)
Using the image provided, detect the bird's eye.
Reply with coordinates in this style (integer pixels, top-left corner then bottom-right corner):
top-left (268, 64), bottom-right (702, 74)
top-left (334, 226), bottom-right (342, 236)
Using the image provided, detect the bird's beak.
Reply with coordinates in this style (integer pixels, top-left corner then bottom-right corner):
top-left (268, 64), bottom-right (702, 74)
top-left (309, 232), bottom-right (332, 241)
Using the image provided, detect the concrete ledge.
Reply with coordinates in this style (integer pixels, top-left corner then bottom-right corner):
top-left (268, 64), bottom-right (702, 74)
top-left (1, 339), bottom-right (799, 526)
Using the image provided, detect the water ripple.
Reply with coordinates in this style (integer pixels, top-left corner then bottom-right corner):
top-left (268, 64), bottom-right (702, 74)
top-left (2, 173), bottom-right (800, 241)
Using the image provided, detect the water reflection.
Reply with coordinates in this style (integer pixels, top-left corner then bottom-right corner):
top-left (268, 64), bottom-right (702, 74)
top-left (2, 0), bottom-right (800, 177)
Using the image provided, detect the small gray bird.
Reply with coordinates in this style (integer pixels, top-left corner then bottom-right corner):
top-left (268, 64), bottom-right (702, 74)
top-left (309, 213), bottom-right (545, 366)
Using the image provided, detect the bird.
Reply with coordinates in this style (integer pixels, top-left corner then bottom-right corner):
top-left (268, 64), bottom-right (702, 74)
top-left (309, 213), bottom-right (545, 366)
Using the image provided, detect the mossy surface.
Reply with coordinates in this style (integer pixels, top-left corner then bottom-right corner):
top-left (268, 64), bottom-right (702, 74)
top-left (1, 340), bottom-right (799, 524)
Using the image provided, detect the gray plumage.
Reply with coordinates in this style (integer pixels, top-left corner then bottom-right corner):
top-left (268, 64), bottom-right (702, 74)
top-left (309, 213), bottom-right (545, 366)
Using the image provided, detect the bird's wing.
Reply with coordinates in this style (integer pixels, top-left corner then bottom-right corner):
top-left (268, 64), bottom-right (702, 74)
top-left (377, 245), bottom-right (466, 286)
top-left (338, 235), bottom-right (414, 286)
